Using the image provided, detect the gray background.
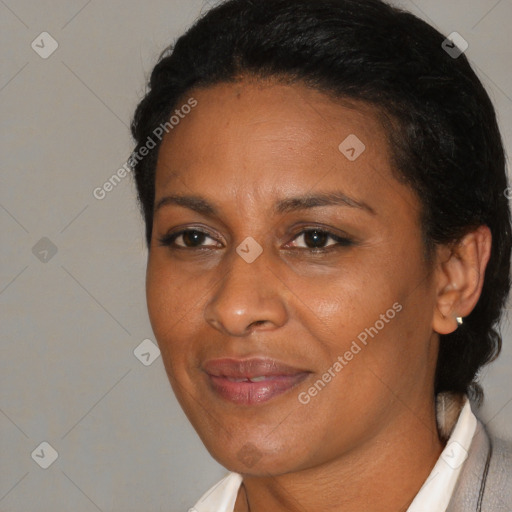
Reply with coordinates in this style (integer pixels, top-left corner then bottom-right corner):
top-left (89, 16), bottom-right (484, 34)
top-left (1, 1), bottom-right (511, 511)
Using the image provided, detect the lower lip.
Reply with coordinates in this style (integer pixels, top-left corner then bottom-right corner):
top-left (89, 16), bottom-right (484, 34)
top-left (207, 373), bottom-right (309, 405)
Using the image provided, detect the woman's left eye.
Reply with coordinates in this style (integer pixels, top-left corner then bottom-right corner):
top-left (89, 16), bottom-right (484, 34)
top-left (287, 229), bottom-right (353, 251)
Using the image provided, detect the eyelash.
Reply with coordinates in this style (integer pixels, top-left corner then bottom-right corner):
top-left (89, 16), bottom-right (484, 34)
top-left (157, 227), bottom-right (354, 253)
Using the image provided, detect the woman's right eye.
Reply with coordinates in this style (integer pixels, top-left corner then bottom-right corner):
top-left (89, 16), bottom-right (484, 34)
top-left (158, 229), bottom-right (221, 249)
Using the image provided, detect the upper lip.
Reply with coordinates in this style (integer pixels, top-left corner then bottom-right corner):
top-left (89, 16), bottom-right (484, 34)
top-left (203, 357), bottom-right (308, 379)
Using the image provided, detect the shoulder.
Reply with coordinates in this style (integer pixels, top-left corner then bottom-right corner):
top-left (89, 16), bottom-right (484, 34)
top-left (449, 420), bottom-right (512, 511)
top-left (490, 433), bottom-right (512, 465)
top-left (483, 433), bottom-right (512, 510)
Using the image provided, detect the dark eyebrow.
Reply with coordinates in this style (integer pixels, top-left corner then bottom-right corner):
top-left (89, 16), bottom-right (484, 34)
top-left (275, 191), bottom-right (375, 215)
top-left (154, 191), bottom-right (376, 216)
top-left (155, 195), bottom-right (217, 216)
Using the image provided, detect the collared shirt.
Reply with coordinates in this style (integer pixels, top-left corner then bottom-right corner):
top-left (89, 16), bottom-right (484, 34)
top-left (189, 395), bottom-right (477, 512)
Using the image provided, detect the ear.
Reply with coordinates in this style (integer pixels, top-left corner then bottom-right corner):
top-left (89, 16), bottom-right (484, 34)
top-left (432, 225), bottom-right (492, 335)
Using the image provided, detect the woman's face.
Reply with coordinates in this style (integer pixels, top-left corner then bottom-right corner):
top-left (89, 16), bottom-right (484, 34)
top-left (146, 80), bottom-right (441, 475)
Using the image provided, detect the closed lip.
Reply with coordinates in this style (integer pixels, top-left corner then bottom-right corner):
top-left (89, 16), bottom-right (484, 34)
top-left (202, 357), bottom-right (309, 380)
top-left (202, 357), bottom-right (311, 405)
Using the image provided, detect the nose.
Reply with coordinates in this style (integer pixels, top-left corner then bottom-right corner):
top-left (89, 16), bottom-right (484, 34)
top-left (204, 250), bottom-right (288, 337)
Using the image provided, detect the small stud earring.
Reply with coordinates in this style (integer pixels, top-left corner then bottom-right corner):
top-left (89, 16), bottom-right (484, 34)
top-left (456, 317), bottom-right (463, 325)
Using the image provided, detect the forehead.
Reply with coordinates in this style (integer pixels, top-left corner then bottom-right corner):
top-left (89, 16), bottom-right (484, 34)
top-left (154, 80), bottom-right (418, 221)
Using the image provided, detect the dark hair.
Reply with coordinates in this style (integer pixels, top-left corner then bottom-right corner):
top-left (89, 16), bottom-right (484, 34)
top-left (130, 0), bottom-right (511, 402)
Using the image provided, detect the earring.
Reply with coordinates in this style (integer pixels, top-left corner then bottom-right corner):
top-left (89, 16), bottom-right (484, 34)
top-left (456, 317), bottom-right (463, 325)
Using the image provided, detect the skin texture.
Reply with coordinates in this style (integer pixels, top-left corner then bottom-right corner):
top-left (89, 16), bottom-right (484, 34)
top-left (146, 80), bottom-right (491, 512)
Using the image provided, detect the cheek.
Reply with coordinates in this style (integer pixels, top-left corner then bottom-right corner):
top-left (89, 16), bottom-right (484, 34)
top-left (294, 253), bottom-right (427, 386)
top-left (145, 255), bottom-right (203, 364)
top-left (290, 259), bottom-right (398, 345)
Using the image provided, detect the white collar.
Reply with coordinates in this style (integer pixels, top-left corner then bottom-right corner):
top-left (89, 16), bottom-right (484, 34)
top-left (190, 394), bottom-right (476, 512)
top-left (407, 395), bottom-right (477, 511)
top-left (190, 472), bottom-right (242, 512)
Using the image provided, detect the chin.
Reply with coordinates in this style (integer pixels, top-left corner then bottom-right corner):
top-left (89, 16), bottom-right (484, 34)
top-left (201, 430), bottom-right (312, 477)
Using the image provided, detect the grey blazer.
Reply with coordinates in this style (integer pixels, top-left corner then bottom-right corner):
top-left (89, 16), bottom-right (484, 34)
top-left (447, 419), bottom-right (512, 511)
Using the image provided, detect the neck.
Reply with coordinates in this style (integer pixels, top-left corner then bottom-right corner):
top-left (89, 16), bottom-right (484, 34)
top-left (235, 399), bottom-right (445, 512)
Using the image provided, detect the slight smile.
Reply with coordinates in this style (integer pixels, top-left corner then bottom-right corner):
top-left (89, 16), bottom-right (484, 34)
top-left (203, 357), bottom-right (311, 405)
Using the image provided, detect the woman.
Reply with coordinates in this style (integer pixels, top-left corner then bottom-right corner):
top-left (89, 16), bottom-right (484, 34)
top-left (129, 0), bottom-right (512, 510)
